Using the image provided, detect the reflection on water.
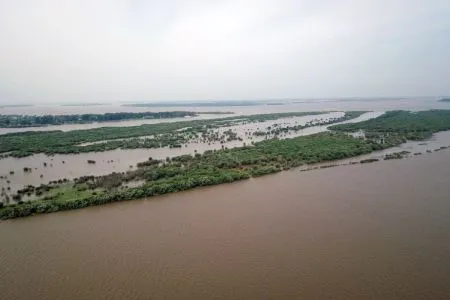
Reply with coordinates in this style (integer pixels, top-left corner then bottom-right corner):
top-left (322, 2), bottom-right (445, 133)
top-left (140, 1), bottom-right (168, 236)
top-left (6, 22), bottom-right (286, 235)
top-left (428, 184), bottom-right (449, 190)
top-left (0, 151), bottom-right (449, 299)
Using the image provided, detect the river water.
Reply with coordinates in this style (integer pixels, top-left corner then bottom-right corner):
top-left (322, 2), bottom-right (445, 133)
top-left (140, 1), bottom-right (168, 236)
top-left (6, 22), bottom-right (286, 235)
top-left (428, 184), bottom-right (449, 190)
top-left (0, 150), bottom-right (449, 299)
top-left (1, 98), bottom-right (450, 299)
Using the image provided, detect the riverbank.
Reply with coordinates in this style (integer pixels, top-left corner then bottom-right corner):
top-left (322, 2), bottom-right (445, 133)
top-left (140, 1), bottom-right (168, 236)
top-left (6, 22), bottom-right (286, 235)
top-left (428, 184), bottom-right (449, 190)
top-left (1, 148), bottom-right (449, 300)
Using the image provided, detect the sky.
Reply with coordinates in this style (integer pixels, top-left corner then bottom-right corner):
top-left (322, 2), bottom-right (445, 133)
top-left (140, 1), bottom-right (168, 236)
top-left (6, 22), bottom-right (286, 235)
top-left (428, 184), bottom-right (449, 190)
top-left (0, 0), bottom-right (449, 104)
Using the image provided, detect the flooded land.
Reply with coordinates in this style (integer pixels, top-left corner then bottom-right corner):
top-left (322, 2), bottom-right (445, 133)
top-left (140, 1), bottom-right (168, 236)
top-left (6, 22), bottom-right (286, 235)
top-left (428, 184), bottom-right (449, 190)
top-left (1, 99), bottom-right (450, 299)
top-left (1, 108), bottom-right (450, 208)
top-left (0, 111), bottom-right (378, 193)
top-left (0, 150), bottom-right (449, 299)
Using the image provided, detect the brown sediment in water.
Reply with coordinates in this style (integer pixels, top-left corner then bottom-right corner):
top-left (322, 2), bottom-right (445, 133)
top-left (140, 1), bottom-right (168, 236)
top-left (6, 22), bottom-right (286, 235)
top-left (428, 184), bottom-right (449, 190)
top-left (0, 151), bottom-right (449, 299)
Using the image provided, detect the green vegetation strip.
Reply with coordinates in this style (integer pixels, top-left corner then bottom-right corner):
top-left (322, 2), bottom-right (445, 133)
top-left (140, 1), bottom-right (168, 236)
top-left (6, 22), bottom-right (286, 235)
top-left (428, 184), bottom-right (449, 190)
top-left (330, 110), bottom-right (450, 137)
top-left (0, 111), bottom-right (335, 157)
top-left (0, 111), bottom-right (201, 128)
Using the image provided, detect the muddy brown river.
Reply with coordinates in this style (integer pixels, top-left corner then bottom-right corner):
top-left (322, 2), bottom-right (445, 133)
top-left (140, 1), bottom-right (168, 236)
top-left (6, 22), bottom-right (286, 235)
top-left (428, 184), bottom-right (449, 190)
top-left (1, 151), bottom-right (449, 299)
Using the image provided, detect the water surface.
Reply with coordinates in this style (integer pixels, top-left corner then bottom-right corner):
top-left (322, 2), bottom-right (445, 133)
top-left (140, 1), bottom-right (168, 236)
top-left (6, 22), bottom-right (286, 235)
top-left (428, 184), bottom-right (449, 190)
top-left (1, 151), bottom-right (449, 299)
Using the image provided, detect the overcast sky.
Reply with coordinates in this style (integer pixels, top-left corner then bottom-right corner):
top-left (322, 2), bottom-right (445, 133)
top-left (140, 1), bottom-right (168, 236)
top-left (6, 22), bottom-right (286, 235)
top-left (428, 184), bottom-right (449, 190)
top-left (0, 0), bottom-right (449, 104)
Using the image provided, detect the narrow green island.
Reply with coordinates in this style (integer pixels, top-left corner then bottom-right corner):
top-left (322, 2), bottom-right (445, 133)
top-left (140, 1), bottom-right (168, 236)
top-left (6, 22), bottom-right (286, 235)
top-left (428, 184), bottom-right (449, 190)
top-left (1, 109), bottom-right (450, 220)
top-left (0, 111), bottom-right (231, 128)
top-left (329, 110), bottom-right (450, 139)
top-left (438, 98), bottom-right (450, 102)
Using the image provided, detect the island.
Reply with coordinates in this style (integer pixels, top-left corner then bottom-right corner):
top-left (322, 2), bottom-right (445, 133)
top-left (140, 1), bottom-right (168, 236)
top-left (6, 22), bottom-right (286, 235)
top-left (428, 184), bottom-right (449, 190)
top-left (0, 111), bottom-right (232, 128)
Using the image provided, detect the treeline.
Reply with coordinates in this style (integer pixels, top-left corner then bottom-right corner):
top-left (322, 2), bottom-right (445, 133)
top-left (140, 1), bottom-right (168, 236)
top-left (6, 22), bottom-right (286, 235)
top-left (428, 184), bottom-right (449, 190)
top-left (329, 110), bottom-right (450, 151)
top-left (123, 101), bottom-right (262, 107)
top-left (0, 111), bottom-right (332, 157)
top-left (0, 132), bottom-right (377, 219)
top-left (0, 111), bottom-right (199, 128)
top-left (329, 110), bottom-right (450, 136)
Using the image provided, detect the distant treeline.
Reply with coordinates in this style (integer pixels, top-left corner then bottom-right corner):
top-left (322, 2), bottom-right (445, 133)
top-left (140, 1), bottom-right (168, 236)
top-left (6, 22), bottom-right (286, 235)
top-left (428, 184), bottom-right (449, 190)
top-left (0, 104), bottom-right (33, 108)
top-left (0, 111), bottom-right (198, 128)
top-left (123, 101), bottom-right (262, 107)
top-left (329, 110), bottom-right (450, 139)
top-left (60, 103), bottom-right (109, 107)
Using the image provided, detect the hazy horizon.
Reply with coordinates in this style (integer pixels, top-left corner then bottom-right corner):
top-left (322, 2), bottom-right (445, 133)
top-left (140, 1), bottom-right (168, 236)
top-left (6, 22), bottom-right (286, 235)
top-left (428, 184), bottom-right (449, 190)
top-left (1, 0), bottom-right (449, 104)
top-left (1, 96), bottom-right (447, 107)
